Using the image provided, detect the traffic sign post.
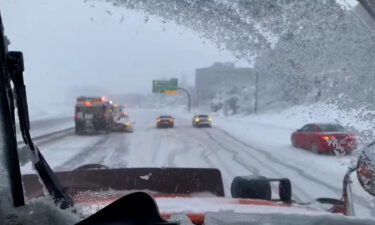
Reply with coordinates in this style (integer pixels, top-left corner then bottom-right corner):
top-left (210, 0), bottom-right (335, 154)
top-left (178, 87), bottom-right (191, 112)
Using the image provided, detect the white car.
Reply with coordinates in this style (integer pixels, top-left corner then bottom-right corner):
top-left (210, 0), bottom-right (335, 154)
top-left (192, 115), bottom-right (212, 127)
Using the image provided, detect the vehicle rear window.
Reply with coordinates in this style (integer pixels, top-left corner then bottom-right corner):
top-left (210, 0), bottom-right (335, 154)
top-left (76, 106), bottom-right (103, 113)
top-left (159, 116), bottom-right (171, 118)
top-left (76, 106), bottom-right (106, 118)
top-left (319, 124), bottom-right (344, 132)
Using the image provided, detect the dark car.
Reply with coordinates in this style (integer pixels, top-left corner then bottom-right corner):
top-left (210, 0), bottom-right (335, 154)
top-left (291, 123), bottom-right (356, 154)
top-left (156, 115), bottom-right (174, 128)
top-left (192, 115), bottom-right (212, 128)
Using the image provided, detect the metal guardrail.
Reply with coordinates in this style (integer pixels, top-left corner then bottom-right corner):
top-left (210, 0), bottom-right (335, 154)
top-left (17, 127), bottom-right (74, 145)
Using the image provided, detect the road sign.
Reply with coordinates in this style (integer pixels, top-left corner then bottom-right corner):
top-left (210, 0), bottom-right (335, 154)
top-left (164, 90), bottom-right (179, 95)
top-left (152, 78), bottom-right (178, 93)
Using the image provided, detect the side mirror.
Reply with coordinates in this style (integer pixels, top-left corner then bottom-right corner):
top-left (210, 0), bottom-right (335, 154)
top-left (356, 142), bottom-right (375, 196)
top-left (296, 129), bottom-right (302, 132)
top-left (231, 176), bottom-right (292, 203)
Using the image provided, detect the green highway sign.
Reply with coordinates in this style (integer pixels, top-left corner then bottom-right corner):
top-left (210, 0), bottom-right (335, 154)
top-left (152, 78), bottom-right (178, 93)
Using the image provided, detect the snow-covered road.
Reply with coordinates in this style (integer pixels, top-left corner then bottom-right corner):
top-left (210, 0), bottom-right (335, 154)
top-left (20, 108), bottom-right (375, 218)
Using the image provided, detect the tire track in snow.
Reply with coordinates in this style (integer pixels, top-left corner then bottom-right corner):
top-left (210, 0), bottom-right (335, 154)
top-left (202, 128), bottom-right (307, 202)
top-left (151, 128), bottom-right (165, 165)
top-left (141, 118), bottom-right (155, 132)
top-left (167, 132), bottom-right (232, 192)
top-left (165, 128), bottom-right (217, 169)
top-left (203, 129), bottom-right (260, 176)
top-left (165, 127), bottom-right (255, 193)
top-left (99, 133), bottom-right (130, 168)
top-left (54, 134), bottom-right (111, 171)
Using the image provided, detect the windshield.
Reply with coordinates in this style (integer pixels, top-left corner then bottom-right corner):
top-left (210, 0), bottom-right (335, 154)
top-left (318, 124), bottom-right (345, 132)
top-left (2, 0), bottom-right (375, 224)
top-left (159, 116), bottom-right (172, 118)
top-left (76, 106), bottom-right (104, 114)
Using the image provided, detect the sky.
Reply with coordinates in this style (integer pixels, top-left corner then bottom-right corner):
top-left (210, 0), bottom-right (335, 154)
top-left (1, 0), bottom-right (249, 105)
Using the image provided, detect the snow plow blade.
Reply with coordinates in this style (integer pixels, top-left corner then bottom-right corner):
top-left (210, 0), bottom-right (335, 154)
top-left (22, 167), bottom-right (224, 200)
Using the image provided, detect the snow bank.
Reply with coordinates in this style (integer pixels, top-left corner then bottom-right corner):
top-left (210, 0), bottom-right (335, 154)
top-left (215, 102), bottom-right (375, 145)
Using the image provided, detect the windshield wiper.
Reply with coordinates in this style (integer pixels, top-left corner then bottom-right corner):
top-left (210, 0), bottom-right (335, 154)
top-left (1, 16), bottom-right (73, 208)
top-left (0, 13), bottom-right (24, 207)
top-left (8, 52), bottom-right (74, 209)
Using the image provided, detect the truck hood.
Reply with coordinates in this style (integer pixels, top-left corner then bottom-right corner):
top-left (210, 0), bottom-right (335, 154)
top-left (74, 194), bottom-right (375, 225)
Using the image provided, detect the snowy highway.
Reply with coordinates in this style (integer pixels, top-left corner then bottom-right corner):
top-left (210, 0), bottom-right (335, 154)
top-left (20, 109), bottom-right (375, 217)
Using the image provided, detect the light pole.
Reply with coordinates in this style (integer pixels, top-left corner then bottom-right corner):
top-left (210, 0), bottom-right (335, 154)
top-left (254, 72), bottom-right (259, 113)
top-left (178, 87), bottom-right (191, 112)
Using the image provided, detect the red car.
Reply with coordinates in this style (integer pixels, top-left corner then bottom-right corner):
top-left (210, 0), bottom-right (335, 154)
top-left (291, 123), bottom-right (356, 154)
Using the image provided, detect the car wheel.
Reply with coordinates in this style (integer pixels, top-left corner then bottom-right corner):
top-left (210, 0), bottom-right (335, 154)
top-left (311, 142), bottom-right (320, 154)
top-left (75, 127), bottom-right (82, 135)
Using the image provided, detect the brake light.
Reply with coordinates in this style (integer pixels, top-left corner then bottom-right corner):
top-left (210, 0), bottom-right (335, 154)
top-left (169, 119), bottom-right (173, 122)
top-left (157, 119), bottom-right (161, 123)
top-left (74, 114), bottom-right (78, 119)
top-left (83, 101), bottom-right (93, 106)
top-left (104, 113), bottom-right (108, 119)
top-left (347, 135), bottom-right (355, 140)
top-left (321, 136), bottom-right (335, 141)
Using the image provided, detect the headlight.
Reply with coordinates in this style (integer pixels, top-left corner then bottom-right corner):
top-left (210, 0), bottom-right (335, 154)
top-left (125, 122), bottom-right (131, 126)
top-left (208, 118), bottom-right (212, 122)
top-left (195, 118), bottom-right (200, 122)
